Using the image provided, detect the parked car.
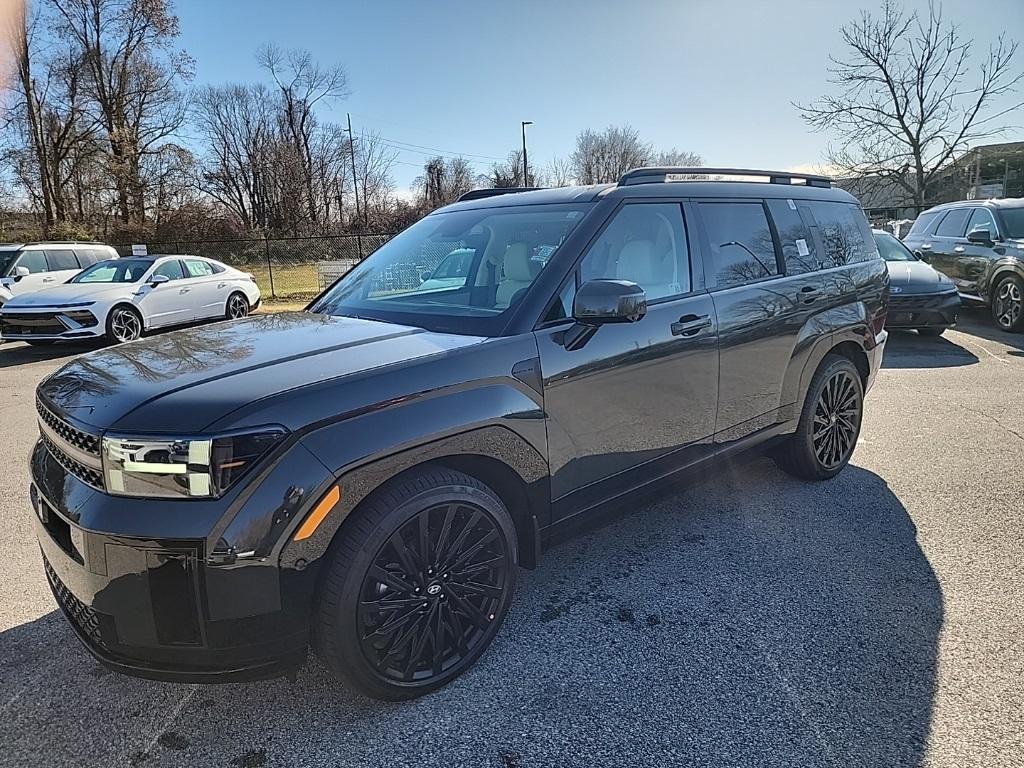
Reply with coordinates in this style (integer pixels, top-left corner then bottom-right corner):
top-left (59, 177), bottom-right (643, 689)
top-left (1, 255), bottom-right (260, 345)
top-left (418, 247), bottom-right (475, 291)
top-left (902, 198), bottom-right (1024, 332)
top-left (872, 229), bottom-right (959, 336)
top-left (31, 168), bottom-right (888, 700)
top-left (0, 241), bottom-right (118, 307)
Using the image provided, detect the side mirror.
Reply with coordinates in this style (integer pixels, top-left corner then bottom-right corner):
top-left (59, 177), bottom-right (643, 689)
top-left (420, 271), bottom-right (432, 282)
top-left (149, 274), bottom-right (170, 287)
top-left (13, 265), bottom-right (30, 279)
top-left (573, 279), bottom-right (647, 324)
top-left (966, 227), bottom-right (993, 245)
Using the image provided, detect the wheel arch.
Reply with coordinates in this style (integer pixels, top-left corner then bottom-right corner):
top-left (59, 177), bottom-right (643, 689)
top-left (988, 264), bottom-right (1024, 301)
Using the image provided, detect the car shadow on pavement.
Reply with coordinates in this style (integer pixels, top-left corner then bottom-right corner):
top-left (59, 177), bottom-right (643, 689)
top-left (950, 307), bottom-right (1024, 352)
top-left (882, 328), bottom-right (978, 368)
top-left (0, 340), bottom-right (108, 369)
top-left (0, 459), bottom-right (941, 768)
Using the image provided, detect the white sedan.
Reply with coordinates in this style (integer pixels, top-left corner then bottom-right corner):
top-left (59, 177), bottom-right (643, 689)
top-left (0, 255), bottom-right (261, 345)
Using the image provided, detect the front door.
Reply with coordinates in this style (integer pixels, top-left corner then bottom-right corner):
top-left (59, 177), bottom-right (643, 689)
top-left (959, 207), bottom-right (1003, 296)
top-left (537, 201), bottom-right (719, 519)
top-left (6, 249), bottom-right (53, 297)
top-left (138, 259), bottom-right (190, 327)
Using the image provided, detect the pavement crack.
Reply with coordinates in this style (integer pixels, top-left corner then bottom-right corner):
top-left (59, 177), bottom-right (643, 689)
top-left (960, 404), bottom-right (1024, 444)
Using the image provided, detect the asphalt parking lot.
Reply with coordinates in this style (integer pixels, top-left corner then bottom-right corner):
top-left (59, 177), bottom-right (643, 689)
top-left (0, 309), bottom-right (1022, 768)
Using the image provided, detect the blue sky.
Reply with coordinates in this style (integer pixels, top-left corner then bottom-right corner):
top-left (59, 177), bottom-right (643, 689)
top-left (176, 0), bottom-right (1024, 192)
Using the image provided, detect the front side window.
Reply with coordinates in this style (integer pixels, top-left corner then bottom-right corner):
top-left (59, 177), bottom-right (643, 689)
top-left (966, 208), bottom-right (997, 237)
top-left (767, 199), bottom-right (818, 275)
top-left (934, 208), bottom-right (971, 238)
top-left (806, 202), bottom-right (876, 267)
top-left (873, 231), bottom-right (916, 262)
top-left (700, 201), bottom-right (779, 289)
top-left (44, 249), bottom-right (79, 271)
top-left (16, 250), bottom-right (47, 274)
top-left (184, 259), bottom-right (215, 278)
top-left (72, 259), bottom-right (151, 283)
top-left (152, 259), bottom-right (185, 281)
top-left (579, 203), bottom-right (690, 301)
top-left (309, 203), bottom-right (590, 335)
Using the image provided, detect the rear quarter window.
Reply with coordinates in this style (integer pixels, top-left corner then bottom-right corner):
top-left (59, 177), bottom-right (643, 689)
top-left (806, 202), bottom-right (877, 267)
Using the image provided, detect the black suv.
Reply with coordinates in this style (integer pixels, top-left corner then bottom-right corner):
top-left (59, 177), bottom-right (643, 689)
top-left (902, 198), bottom-right (1024, 332)
top-left (32, 168), bottom-right (888, 700)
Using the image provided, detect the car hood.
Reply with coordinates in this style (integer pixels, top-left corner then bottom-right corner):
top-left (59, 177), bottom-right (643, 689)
top-left (885, 260), bottom-right (954, 292)
top-left (3, 282), bottom-right (128, 307)
top-left (38, 312), bottom-right (484, 433)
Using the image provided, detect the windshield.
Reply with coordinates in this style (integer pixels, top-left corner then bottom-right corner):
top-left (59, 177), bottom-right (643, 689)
top-left (1000, 207), bottom-right (1024, 239)
top-left (873, 231), bottom-right (916, 262)
top-left (309, 203), bottom-right (591, 334)
top-left (0, 250), bottom-right (21, 276)
top-left (70, 259), bottom-right (150, 284)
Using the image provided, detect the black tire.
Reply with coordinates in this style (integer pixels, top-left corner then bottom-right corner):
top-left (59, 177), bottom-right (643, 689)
top-left (106, 305), bottom-right (143, 343)
top-left (225, 292), bottom-right (250, 320)
top-left (917, 327), bottom-right (946, 337)
top-left (313, 467), bottom-right (518, 701)
top-left (774, 354), bottom-right (864, 481)
top-left (25, 340), bottom-right (55, 346)
top-left (991, 274), bottom-right (1024, 333)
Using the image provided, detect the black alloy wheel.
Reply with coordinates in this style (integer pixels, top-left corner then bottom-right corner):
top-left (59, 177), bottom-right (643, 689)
top-left (774, 353), bottom-right (864, 481)
top-left (992, 274), bottom-right (1024, 332)
top-left (314, 468), bottom-right (517, 700)
top-left (811, 369), bottom-right (860, 471)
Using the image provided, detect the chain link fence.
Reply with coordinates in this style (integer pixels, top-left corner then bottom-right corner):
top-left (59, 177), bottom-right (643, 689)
top-left (113, 233), bottom-right (394, 301)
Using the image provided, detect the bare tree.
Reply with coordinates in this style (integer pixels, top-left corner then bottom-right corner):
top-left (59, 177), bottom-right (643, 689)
top-left (415, 156), bottom-right (475, 209)
top-left (570, 125), bottom-right (702, 184)
top-left (653, 148), bottom-right (703, 168)
top-left (798, 0), bottom-right (1022, 212)
top-left (546, 155), bottom-right (574, 187)
top-left (352, 130), bottom-right (398, 229)
top-left (481, 149), bottom-right (538, 188)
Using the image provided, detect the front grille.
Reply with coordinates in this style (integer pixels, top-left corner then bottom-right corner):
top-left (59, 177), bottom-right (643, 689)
top-left (37, 400), bottom-right (101, 455)
top-left (37, 399), bottom-right (103, 489)
top-left (888, 292), bottom-right (956, 310)
top-left (1, 312), bottom-right (67, 335)
top-left (43, 557), bottom-right (108, 650)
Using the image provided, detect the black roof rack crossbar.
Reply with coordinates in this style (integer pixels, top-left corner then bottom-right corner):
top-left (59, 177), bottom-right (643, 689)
top-left (618, 167), bottom-right (832, 188)
top-left (457, 187), bottom-right (543, 202)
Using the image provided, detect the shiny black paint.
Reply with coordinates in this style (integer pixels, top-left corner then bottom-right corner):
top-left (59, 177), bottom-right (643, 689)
top-left (31, 180), bottom-right (889, 683)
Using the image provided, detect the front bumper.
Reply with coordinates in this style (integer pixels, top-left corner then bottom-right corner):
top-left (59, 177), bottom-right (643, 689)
top-left (1, 309), bottom-right (104, 341)
top-left (885, 291), bottom-right (960, 329)
top-left (30, 434), bottom-right (332, 683)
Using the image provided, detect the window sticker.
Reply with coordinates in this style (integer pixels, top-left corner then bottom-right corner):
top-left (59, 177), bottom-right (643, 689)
top-left (796, 239), bottom-right (810, 257)
top-left (787, 199), bottom-right (797, 211)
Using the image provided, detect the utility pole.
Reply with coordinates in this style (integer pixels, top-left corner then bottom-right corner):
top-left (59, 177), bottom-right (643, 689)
top-left (346, 112), bottom-right (362, 229)
top-left (521, 121), bottom-right (533, 186)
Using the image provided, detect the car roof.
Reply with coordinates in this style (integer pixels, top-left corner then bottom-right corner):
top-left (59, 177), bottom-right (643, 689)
top-left (438, 178), bottom-right (858, 214)
top-left (922, 198), bottom-right (1024, 214)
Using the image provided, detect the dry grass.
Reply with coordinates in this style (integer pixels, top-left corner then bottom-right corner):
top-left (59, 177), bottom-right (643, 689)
top-left (246, 263), bottom-right (323, 301)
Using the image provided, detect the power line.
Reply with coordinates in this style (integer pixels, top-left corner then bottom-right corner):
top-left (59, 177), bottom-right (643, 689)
top-left (376, 136), bottom-right (503, 162)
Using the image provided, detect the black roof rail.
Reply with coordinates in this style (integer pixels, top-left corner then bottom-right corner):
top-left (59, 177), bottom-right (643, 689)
top-left (618, 167), bottom-right (832, 189)
top-left (457, 187), bottom-right (543, 202)
top-left (22, 240), bottom-right (105, 246)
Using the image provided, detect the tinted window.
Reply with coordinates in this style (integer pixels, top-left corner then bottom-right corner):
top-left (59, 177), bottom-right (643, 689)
top-left (934, 208), bottom-right (971, 238)
top-left (44, 249), bottom-right (79, 271)
top-left (767, 199), bottom-right (818, 275)
top-left (966, 208), bottom-right (997, 237)
top-left (184, 259), bottom-right (215, 277)
top-left (699, 202), bottom-right (778, 289)
top-left (152, 259), bottom-right (185, 281)
top-left (1000, 208), bottom-right (1024, 239)
top-left (543, 279), bottom-right (576, 324)
top-left (17, 250), bottom-right (47, 273)
top-left (873, 231), bottom-right (916, 262)
top-left (806, 202), bottom-right (875, 267)
top-left (73, 259), bottom-right (150, 283)
top-left (580, 203), bottom-right (690, 300)
top-left (908, 211), bottom-right (940, 236)
top-left (74, 248), bottom-right (104, 267)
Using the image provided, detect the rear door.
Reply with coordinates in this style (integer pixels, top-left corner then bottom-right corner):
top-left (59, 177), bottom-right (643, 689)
top-left (42, 248), bottom-right (84, 285)
top-left (536, 200), bottom-right (719, 519)
top-left (182, 259), bottom-right (225, 319)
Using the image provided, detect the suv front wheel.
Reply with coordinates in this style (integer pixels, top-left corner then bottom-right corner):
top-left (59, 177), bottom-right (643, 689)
top-left (313, 467), bottom-right (517, 700)
top-left (991, 274), bottom-right (1024, 333)
top-left (775, 354), bottom-right (864, 481)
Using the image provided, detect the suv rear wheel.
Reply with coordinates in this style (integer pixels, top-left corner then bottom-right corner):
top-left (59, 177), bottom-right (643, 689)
top-left (991, 274), bottom-right (1024, 333)
top-left (313, 467), bottom-right (517, 700)
top-left (775, 354), bottom-right (864, 481)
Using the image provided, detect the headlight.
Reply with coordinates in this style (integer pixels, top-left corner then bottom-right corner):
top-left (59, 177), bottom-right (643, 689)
top-left (101, 429), bottom-right (286, 498)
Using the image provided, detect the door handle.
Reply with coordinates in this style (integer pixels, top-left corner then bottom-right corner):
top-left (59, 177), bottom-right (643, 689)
top-left (919, 243), bottom-right (932, 251)
top-left (671, 314), bottom-right (711, 337)
top-left (799, 285), bottom-right (821, 303)
top-left (42, 277), bottom-right (55, 282)
top-left (953, 246), bottom-right (965, 253)
top-left (217, 282), bottom-right (227, 289)
top-left (179, 287), bottom-right (191, 294)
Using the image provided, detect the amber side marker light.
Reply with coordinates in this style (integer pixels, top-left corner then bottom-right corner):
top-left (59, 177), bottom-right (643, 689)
top-left (293, 485), bottom-right (341, 541)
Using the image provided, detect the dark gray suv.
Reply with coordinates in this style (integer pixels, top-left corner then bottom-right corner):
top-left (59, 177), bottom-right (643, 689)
top-left (31, 168), bottom-right (888, 700)
top-left (903, 198), bottom-right (1024, 332)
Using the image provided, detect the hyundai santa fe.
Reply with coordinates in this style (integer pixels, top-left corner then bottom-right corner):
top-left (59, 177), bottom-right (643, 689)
top-left (31, 167), bottom-right (888, 700)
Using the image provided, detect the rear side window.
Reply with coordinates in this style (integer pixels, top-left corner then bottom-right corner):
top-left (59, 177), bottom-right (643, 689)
top-left (934, 209), bottom-right (971, 238)
top-left (806, 202), bottom-right (875, 267)
top-left (45, 249), bottom-right (79, 271)
top-left (908, 211), bottom-right (940, 236)
top-left (184, 259), bottom-right (215, 277)
top-left (766, 199), bottom-right (818, 276)
top-left (16, 249), bottom-right (47, 273)
top-left (699, 201), bottom-right (779, 289)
